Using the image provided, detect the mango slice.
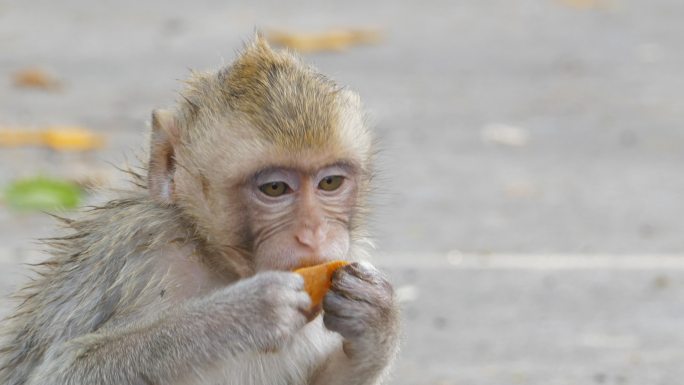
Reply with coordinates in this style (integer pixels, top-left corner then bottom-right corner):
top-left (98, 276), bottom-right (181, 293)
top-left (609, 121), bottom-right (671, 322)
top-left (294, 260), bottom-right (349, 308)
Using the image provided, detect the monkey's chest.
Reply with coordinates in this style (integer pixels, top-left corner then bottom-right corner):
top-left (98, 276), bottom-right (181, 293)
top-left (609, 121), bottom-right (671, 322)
top-left (181, 319), bottom-right (342, 385)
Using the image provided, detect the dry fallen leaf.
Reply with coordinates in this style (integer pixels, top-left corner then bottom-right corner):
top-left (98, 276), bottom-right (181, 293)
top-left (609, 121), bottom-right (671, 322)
top-left (0, 126), bottom-right (104, 151)
top-left (557, 0), bottom-right (614, 9)
top-left (13, 68), bottom-right (61, 90)
top-left (0, 129), bottom-right (42, 146)
top-left (42, 126), bottom-right (104, 151)
top-left (266, 28), bottom-right (383, 53)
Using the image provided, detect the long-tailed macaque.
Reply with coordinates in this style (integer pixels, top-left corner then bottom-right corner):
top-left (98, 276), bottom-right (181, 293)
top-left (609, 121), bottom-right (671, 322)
top-left (0, 36), bottom-right (399, 385)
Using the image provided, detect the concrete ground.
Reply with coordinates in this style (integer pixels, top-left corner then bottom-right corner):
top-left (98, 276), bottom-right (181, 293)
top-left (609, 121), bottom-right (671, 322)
top-left (1, 0), bottom-right (684, 384)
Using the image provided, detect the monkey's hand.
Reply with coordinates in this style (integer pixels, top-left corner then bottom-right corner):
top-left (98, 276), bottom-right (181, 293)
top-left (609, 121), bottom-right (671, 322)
top-left (222, 271), bottom-right (312, 352)
top-left (321, 261), bottom-right (399, 380)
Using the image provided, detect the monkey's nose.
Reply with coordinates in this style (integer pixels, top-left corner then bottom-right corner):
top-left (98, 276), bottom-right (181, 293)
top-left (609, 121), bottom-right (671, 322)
top-left (295, 226), bottom-right (325, 252)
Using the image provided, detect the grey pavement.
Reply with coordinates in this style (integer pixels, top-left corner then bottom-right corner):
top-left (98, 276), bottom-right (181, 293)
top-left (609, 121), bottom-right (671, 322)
top-left (1, 1), bottom-right (684, 384)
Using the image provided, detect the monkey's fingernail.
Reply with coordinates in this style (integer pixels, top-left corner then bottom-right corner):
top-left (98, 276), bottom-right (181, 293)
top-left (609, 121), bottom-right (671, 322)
top-left (348, 261), bottom-right (377, 280)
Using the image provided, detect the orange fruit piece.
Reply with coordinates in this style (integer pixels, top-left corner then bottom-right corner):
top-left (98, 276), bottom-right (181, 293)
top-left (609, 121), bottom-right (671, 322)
top-left (294, 260), bottom-right (349, 308)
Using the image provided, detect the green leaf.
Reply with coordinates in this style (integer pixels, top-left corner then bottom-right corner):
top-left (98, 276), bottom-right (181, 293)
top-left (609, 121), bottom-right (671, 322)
top-left (5, 177), bottom-right (81, 211)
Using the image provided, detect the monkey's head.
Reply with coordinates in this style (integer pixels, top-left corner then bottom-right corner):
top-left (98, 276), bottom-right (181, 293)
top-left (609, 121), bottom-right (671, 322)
top-left (147, 36), bottom-right (373, 273)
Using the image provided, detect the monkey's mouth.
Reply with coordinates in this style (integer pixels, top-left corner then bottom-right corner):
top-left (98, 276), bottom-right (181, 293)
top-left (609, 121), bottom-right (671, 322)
top-left (294, 254), bottom-right (352, 270)
top-left (293, 255), bottom-right (326, 270)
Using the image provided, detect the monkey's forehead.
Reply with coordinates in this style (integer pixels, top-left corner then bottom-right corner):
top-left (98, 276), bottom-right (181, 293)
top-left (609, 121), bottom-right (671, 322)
top-left (186, 127), bottom-right (371, 183)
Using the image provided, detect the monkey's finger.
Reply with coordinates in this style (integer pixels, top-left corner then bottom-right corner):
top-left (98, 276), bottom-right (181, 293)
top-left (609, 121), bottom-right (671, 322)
top-left (322, 290), bottom-right (372, 319)
top-left (342, 262), bottom-right (392, 293)
top-left (322, 290), bottom-right (348, 314)
top-left (329, 275), bottom-right (375, 305)
top-left (287, 272), bottom-right (306, 291)
top-left (344, 261), bottom-right (380, 282)
top-left (293, 290), bottom-right (312, 313)
top-left (322, 312), bottom-right (364, 339)
top-left (280, 271), bottom-right (306, 289)
top-left (331, 268), bottom-right (389, 305)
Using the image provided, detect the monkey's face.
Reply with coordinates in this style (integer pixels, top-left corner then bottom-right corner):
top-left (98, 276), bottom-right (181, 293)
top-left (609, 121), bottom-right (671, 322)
top-left (243, 162), bottom-right (358, 271)
top-left (148, 39), bottom-right (374, 274)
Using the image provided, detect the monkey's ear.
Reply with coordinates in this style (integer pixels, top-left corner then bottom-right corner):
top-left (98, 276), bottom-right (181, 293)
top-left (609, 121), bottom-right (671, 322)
top-left (148, 109), bottom-right (180, 204)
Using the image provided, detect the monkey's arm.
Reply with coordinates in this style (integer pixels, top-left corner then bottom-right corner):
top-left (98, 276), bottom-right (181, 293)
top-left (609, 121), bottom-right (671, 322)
top-left (26, 271), bottom-right (310, 385)
top-left (312, 262), bottom-right (400, 385)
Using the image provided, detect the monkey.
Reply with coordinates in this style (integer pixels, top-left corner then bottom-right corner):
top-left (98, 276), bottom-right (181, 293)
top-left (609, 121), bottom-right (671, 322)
top-left (0, 35), bottom-right (399, 385)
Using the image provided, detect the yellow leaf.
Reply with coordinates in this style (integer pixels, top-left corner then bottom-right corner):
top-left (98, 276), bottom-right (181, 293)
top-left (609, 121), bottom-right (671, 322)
top-left (558, 0), bottom-right (612, 9)
top-left (266, 28), bottom-right (383, 53)
top-left (0, 126), bottom-right (104, 151)
top-left (42, 126), bottom-right (104, 151)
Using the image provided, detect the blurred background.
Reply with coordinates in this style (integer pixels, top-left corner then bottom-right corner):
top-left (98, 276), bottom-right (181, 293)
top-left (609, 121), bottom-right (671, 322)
top-left (1, 0), bottom-right (683, 384)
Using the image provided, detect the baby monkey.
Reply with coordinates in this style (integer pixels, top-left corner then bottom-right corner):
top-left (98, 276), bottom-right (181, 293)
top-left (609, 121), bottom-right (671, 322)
top-left (0, 36), bottom-right (399, 385)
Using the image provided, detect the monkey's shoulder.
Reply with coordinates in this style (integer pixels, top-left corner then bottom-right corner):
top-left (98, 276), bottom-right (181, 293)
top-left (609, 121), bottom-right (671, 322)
top-left (2, 197), bottom-right (190, 347)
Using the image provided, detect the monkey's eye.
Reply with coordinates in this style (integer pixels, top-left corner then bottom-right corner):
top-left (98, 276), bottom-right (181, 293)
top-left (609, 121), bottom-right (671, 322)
top-left (318, 175), bottom-right (344, 191)
top-left (259, 181), bottom-right (290, 197)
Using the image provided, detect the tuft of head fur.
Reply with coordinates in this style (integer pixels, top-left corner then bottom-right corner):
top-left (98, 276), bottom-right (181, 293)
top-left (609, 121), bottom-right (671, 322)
top-left (179, 36), bottom-right (346, 148)
top-left (173, 36), bottom-right (373, 169)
